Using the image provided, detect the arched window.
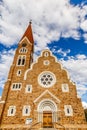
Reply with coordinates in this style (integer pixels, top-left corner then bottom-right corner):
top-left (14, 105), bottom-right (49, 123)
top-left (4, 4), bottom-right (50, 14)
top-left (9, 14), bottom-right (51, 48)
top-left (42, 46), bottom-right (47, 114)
top-left (19, 47), bottom-right (27, 53)
top-left (17, 55), bottom-right (26, 66)
top-left (22, 56), bottom-right (25, 65)
top-left (18, 56), bottom-right (21, 65)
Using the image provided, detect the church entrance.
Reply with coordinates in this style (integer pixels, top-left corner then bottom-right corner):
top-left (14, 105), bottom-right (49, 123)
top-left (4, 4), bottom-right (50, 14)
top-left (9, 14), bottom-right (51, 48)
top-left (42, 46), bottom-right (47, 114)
top-left (38, 99), bottom-right (58, 127)
top-left (43, 111), bottom-right (53, 128)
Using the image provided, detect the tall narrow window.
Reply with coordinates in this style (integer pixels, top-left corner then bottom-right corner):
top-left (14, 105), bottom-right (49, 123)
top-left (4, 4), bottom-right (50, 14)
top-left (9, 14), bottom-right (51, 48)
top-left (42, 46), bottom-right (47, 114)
top-left (8, 106), bottom-right (16, 116)
top-left (17, 55), bottom-right (26, 66)
top-left (17, 70), bottom-right (21, 76)
top-left (25, 85), bottom-right (32, 93)
top-left (22, 56), bottom-right (25, 65)
top-left (44, 52), bottom-right (49, 57)
top-left (64, 105), bottom-right (73, 116)
top-left (11, 83), bottom-right (22, 90)
top-left (18, 56), bottom-right (21, 65)
top-left (23, 106), bottom-right (31, 116)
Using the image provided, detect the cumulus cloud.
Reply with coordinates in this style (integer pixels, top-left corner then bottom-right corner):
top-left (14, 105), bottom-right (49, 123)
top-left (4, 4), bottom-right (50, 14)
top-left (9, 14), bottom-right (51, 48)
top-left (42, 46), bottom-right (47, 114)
top-left (82, 101), bottom-right (87, 109)
top-left (53, 48), bottom-right (71, 57)
top-left (0, 0), bottom-right (87, 49)
top-left (60, 54), bottom-right (87, 97)
top-left (83, 33), bottom-right (87, 43)
top-left (0, 49), bottom-right (15, 88)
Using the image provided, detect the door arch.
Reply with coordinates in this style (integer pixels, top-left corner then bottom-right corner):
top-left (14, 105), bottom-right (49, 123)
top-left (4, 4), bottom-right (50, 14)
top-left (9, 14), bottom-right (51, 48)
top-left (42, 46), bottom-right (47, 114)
top-left (37, 99), bottom-right (57, 127)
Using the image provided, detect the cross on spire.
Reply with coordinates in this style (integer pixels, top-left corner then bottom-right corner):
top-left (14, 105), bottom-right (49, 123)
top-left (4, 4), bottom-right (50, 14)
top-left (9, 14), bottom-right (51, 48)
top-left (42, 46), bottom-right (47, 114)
top-left (29, 20), bottom-right (32, 25)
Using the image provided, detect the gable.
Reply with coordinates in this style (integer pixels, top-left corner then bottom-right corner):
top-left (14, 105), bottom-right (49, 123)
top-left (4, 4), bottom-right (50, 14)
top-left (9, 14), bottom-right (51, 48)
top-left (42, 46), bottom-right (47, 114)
top-left (34, 90), bottom-right (61, 103)
top-left (24, 50), bottom-right (69, 81)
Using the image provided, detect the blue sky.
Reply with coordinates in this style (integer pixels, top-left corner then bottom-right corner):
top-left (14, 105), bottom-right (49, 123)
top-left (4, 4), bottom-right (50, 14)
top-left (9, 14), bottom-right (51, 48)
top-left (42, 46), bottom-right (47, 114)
top-left (0, 0), bottom-right (87, 108)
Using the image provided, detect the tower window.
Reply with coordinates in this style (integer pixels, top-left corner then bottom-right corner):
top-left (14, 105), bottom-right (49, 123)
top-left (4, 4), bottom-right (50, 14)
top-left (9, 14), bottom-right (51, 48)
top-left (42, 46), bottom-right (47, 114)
top-left (8, 106), bottom-right (16, 116)
top-left (62, 84), bottom-right (69, 92)
top-left (11, 83), bottom-right (22, 90)
top-left (17, 55), bottom-right (26, 66)
top-left (22, 56), bottom-right (25, 65)
top-left (22, 43), bottom-right (27, 47)
top-left (18, 56), bottom-right (21, 65)
top-left (64, 105), bottom-right (73, 116)
top-left (17, 70), bottom-right (21, 76)
top-left (23, 106), bottom-right (31, 116)
top-left (25, 85), bottom-right (32, 93)
top-left (19, 47), bottom-right (27, 53)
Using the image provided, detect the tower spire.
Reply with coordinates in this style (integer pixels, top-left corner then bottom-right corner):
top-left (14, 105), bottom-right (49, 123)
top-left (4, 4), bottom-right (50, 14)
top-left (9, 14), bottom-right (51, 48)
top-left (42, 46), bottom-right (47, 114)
top-left (21, 21), bottom-right (34, 44)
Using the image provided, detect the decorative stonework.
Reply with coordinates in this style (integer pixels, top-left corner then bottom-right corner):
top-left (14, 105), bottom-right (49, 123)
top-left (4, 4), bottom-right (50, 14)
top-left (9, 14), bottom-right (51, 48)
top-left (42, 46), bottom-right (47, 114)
top-left (38, 71), bottom-right (56, 88)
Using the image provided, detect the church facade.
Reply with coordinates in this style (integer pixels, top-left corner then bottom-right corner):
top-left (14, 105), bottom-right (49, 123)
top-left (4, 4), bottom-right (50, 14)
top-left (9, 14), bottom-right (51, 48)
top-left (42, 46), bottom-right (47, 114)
top-left (0, 23), bottom-right (87, 130)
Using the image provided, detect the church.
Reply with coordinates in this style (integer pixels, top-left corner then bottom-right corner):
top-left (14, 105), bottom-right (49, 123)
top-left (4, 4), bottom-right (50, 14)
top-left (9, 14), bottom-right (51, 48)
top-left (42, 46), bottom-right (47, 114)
top-left (0, 23), bottom-right (87, 130)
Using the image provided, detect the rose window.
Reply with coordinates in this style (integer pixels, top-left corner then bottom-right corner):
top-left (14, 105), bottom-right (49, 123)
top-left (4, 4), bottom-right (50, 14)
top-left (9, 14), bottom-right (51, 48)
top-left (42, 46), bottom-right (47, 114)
top-left (38, 71), bottom-right (56, 88)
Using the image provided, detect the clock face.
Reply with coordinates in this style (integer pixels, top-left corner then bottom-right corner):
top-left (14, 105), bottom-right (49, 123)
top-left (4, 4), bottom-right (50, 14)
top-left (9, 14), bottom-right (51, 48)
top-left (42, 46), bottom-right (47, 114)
top-left (38, 71), bottom-right (56, 88)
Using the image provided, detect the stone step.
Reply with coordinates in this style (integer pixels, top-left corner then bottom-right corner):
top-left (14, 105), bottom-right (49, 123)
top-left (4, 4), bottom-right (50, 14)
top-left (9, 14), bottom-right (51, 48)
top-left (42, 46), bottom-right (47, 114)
top-left (41, 128), bottom-right (57, 130)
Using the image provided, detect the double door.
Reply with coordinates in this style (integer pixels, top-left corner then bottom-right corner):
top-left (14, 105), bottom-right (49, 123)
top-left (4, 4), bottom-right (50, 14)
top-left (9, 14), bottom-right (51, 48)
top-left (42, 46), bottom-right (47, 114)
top-left (43, 111), bottom-right (53, 128)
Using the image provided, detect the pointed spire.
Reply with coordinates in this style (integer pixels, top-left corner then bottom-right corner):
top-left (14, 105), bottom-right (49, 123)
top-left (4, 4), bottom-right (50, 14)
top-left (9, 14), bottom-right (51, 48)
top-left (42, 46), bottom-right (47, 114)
top-left (21, 21), bottom-right (34, 44)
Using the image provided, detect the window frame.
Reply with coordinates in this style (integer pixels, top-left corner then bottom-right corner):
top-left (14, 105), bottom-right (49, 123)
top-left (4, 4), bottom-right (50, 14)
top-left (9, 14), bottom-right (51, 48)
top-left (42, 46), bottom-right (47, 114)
top-left (23, 105), bottom-right (31, 116)
top-left (64, 105), bottom-right (73, 116)
top-left (43, 60), bottom-right (50, 65)
top-left (17, 55), bottom-right (26, 66)
top-left (25, 85), bottom-right (32, 93)
top-left (19, 47), bottom-right (27, 53)
top-left (44, 52), bottom-right (49, 57)
top-left (7, 106), bottom-right (16, 116)
top-left (62, 84), bottom-right (69, 92)
top-left (17, 70), bottom-right (21, 76)
top-left (25, 118), bottom-right (32, 124)
top-left (11, 83), bottom-right (22, 90)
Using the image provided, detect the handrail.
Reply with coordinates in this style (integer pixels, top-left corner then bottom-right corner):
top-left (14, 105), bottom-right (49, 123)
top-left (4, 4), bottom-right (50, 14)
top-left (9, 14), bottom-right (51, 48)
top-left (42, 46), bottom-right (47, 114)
top-left (53, 122), bottom-right (65, 129)
top-left (29, 121), bottom-right (42, 130)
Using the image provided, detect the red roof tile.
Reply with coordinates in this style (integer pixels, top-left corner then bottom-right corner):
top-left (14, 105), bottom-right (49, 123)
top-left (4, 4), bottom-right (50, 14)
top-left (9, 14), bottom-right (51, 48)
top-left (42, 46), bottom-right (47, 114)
top-left (21, 23), bottom-right (34, 44)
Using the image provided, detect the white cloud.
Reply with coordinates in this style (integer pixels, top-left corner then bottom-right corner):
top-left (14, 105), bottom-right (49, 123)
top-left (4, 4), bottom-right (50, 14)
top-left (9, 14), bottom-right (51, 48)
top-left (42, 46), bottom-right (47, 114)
top-left (60, 54), bottom-right (87, 97)
top-left (0, 49), bottom-right (15, 88)
top-left (83, 33), bottom-right (87, 43)
top-left (58, 49), bottom-right (70, 57)
top-left (80, 20), bottom-right (87, 32)
top-left (82, 101), bottom-right (87, 109)
top-left (0, 0), bottom-right (87, 49)
top-left (52, 48), bottom-right (71, 57)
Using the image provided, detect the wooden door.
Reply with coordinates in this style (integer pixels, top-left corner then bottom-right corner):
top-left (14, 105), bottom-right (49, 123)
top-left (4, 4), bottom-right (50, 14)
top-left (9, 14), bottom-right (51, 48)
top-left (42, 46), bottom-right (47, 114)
top-left (43, 111), bottom-right (53, 128)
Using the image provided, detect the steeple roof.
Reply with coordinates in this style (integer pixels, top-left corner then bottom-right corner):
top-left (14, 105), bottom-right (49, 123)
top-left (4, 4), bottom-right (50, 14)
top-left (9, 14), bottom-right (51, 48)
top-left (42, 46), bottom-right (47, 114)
top-left (21, 22), bottom-right (34, 44)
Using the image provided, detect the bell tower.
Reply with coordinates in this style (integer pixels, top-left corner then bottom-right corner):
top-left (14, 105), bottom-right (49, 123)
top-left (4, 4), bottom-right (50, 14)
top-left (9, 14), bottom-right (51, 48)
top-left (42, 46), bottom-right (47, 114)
top-left (8, 21), bottom-right (34, 80)
top-left (0, 22), bottom-right (34, 124)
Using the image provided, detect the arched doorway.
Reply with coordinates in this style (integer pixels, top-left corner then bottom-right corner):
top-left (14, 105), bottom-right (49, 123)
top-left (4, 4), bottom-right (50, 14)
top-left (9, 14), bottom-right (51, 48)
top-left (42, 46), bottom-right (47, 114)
top-left (38, 99), bottom-right (57, 128)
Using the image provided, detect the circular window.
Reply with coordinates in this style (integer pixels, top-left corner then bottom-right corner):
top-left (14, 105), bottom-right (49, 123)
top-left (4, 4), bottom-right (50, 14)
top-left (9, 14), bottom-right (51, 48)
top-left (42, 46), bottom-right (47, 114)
top-left (38, 71), bottom-right (56, 88)
top-left (22, 43), bottom-right (27, 47)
